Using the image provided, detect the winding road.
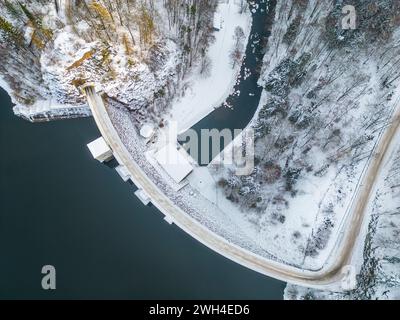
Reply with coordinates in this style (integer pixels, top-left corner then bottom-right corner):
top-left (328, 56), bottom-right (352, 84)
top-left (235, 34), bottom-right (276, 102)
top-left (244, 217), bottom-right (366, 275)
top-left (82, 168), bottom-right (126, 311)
top-left (84, 85), bottom-right (400, 290)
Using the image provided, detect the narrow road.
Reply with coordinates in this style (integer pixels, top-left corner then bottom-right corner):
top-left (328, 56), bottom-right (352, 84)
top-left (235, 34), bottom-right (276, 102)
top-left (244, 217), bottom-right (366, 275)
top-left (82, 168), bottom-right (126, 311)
top-left (84, 85), bottom-right (400, 290)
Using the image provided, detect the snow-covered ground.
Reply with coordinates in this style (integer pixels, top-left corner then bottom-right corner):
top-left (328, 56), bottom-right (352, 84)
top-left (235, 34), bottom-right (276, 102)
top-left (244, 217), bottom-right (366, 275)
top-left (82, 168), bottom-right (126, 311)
top-left (286, 126), bottom-right (400, 299)
top-left (1, 0), bottom-right (207, 123)
top-left (166, 0), bottom-right (252, 134)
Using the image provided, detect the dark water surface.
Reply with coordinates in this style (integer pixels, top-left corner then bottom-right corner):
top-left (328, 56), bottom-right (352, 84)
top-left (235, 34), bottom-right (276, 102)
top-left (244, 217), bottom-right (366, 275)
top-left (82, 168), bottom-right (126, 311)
top-left (180, 0), bottom-right (277, 164)
top-left (0, 88), bottom-right (285, 299)
top-left (193, 0), bottom-right (276, 131)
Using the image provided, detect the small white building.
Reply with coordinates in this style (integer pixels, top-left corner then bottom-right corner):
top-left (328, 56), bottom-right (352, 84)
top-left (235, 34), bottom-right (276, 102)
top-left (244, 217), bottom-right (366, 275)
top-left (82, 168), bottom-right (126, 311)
top-left (87, 137), bottom-right (113, 163)
top-left (140, 124), bottom-right (155, 140)
top-left (164, 215), bottom-right (174, 225)
top-left (155, 144), bottom-right (194, 184)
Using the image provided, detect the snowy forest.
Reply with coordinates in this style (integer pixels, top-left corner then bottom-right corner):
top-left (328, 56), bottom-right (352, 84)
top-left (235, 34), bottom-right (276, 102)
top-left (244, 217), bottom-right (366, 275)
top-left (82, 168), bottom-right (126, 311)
top-left (0, 0), bottom-right (217, 120)
top-left (215, 0), bottom-right (400, 264)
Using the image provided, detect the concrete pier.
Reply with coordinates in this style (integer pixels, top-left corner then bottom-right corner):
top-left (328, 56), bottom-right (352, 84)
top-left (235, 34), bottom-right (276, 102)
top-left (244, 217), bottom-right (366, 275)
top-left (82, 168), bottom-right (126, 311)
top-left (115, 165), bottom-right (131, 182)
top-left (135, 189), bottom-right (151, 206)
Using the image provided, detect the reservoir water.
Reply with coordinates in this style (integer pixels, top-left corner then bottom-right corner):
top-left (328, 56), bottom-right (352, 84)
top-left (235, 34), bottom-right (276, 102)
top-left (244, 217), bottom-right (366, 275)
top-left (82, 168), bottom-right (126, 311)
top-left (0, 88), bottom-right (285, 299)
top-left (180, 0), bottom-right (277, 164)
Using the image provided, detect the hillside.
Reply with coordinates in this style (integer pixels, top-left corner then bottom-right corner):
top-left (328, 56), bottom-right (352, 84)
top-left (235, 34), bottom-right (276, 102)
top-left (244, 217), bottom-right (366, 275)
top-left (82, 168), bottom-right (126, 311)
top-left (214, 0), bottom-right (400, 271)
top-left (285, 138), bottom-right (400, 299)
top-left (0, 0), bottom-right (216, 121)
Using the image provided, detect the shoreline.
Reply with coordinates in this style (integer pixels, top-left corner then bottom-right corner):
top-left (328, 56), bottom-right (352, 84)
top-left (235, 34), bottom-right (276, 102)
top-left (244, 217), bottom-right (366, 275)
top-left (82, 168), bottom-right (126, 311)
top-left (1, 76), bottom-right (91, 123)
top-left (167, 0), bottom-right (253, 134)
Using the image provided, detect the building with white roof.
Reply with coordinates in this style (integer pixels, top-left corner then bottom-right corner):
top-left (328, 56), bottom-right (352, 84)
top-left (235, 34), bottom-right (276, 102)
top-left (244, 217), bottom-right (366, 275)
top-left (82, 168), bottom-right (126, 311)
top-left (87, 137), bottom-right (113, 163)
top-left (155, 144), bottom-right (194, 184)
